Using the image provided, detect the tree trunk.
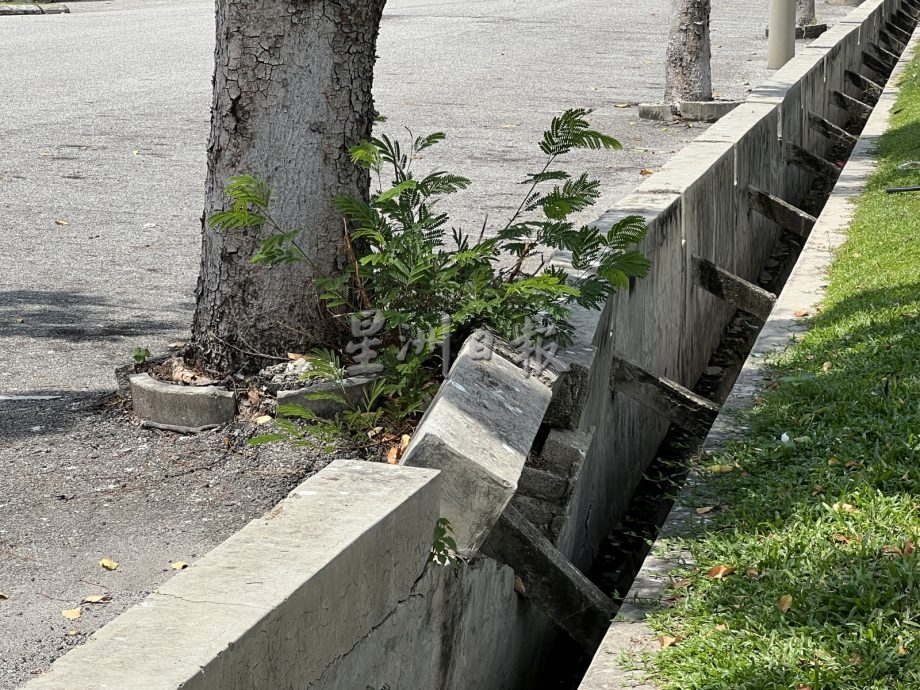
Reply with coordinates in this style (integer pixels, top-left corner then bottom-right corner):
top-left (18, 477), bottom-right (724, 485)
top-left (192, 0), bottom-right (386, 373)
top-left (664, 0), bottom-right (713, 108)
top-left (796, 0), bottom-right (816, 27)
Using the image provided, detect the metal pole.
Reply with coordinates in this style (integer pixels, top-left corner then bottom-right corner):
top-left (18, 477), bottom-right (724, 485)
top-left (768, 0), bottom-right (796, 69)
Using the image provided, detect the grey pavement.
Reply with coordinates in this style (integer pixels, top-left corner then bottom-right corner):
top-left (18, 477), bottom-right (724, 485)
top-left (1, 0), bottom-right (852, 396)
top-left (0, 0), bottom-right (854, 687)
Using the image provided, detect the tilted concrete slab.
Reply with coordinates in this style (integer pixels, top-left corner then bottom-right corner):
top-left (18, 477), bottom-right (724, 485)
top-left (24, 460), bottom-right (441, 690)
top-left (401, 333), bottom-right (552, 555)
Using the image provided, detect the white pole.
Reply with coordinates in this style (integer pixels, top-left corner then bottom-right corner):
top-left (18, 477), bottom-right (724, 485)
top-left (768, 0), bottom-right (796, 69)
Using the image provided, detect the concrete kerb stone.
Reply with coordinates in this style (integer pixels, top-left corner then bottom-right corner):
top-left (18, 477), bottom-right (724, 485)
top-left (129, 373), bottom-right (236, 432)
top-left (400, 331), bottom-right (553, 556)
top-left (678, 100), bottom-right (744, 122)
top-left (276, 375), bottom-right (376, 419)
top-left (0, 4), bottom-right (69, 14)
top-left (576, 19), bottom-right (920, 690)
top-left (638, 101), bottom-right (743, 123)
top-left (24, 460), bottom-right (442, 690)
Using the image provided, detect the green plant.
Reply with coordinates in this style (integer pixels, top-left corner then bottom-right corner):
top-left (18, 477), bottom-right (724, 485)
top-left (213, 109), bottom-right (651, 441)
top-left (132, 347), bottom-right (151, 365)
top-left (429, 517), bottom-right (460, 567)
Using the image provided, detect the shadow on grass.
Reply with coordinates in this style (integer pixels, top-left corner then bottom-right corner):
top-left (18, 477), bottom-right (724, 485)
top-left (646, 280), bottom-right (920, 689)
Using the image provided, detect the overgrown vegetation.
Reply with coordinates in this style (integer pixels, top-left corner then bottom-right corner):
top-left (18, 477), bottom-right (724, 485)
top-left (213, 110), bottom-right (649, 444)
top-left (643, 55), bottom-right (920, 689)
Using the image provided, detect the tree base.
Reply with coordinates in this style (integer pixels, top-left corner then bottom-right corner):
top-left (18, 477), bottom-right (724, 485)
top-left (638, 100), bottom-right (743, 123)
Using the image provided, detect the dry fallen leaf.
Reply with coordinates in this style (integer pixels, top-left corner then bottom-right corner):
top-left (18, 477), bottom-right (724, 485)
top-left (514, 575), bottom-right (526, 596)
top-left (794, 309), bottom-right (810, 318)
top-left (745, 568), bottom-right (759, 578)
top-left (54, 219), bottom-right (69, 226)
top-left (400, 434), bottom-right (411, 451)
top-left (255, 415), bottom-right (272, 425)
top-left (99, 558), bottom-right (119, 571)
top-left (822, 361), bottom-right (833, 372)
top-left (67, 629), bottom-right (80, 637)
top-left (658, 634), bottom-right (679, 649)
top-left (639, 168), bottom-right (654, 176)
top-left (882, 545), bottom-right (903, 556)
top-left (796, 685), bottom-right (812, 690)
top-left (0, 592), bottom-right (8, 600)
top-left (898, 645), bottom-right (908, 656)
top-left (905, 539), bottom-right (915, 555)
top-left (386, 446), bottom-right (400, 464)
top-left (62, 608), bottom-right (82, 621)
top-left (845, 461), bottom-right (863, 470)
top-left (714, 623), bottom-right (728, 631)
top-left (696, 506), bottom-right (715, 515)
top-left (287, 352), bottom-right (303, 360)
top-left (81, 595), bottom-right (111, 604)
top-left (706, 464), bottom-right (735, 474)
top-left (672, 578), bottom-right (693, 590)
top-left (366, 426), bottom-right (383, 440)
top-left (171, 561), bottom-right (188, 570)
top-left (778, 594), bottom-right (793, 612)
top-left (131, 149), bottom-right (140, 156)
top-left (832, 502), bottom-right (859, 514)
top-left (832, 533), bottom-right (860, 545)
top-left (706, 564), bottom-right (735, 579)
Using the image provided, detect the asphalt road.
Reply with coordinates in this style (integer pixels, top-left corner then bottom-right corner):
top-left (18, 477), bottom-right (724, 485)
top-left (0, 0), bottom-right (852, 396)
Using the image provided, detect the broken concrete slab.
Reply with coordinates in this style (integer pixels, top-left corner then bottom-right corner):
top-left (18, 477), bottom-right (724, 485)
top-left (129, 373), bottom-right (235, 432)
top-left (401, 331), bottom-right (552, 556)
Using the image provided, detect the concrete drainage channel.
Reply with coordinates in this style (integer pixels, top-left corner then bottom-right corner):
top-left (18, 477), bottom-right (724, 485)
top-left (21, 1), bottom-right (919, 688)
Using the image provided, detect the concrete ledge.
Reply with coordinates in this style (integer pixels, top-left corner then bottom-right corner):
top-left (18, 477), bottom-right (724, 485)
top-left (401, 332), bottom-right (552, 555)
top-left (129, 373), bottom-right (236, 431)
top-left (25, 460), bottom-right (441, 690)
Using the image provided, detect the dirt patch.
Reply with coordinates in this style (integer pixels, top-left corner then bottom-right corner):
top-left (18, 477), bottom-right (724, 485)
top-left (0, 393), bottom-right (340, 689)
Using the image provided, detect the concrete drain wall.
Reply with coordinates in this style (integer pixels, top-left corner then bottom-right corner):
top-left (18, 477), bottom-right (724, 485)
top-left (24, 1), bottom-right (916, 688)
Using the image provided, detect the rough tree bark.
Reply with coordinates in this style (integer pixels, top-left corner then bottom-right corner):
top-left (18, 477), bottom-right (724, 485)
top-left (664, 0), bottom-right (713, 108)
top-left (796, 0), bottom-right (816, 27)
top-left (191, 0), bottom-right (387, 373)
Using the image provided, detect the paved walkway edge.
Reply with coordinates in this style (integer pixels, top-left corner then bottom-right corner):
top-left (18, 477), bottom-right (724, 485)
top-left (578, 10), bottom-right (920, 690)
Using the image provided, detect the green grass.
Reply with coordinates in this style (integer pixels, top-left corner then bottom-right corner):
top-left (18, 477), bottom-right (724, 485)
top-left (643, 51), bottom-right (920, 690)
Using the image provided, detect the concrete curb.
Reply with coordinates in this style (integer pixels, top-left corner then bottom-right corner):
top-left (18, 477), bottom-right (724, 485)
top-left (0, 4), bottom-right (69, 15)
top-left (577, 12), bottom-right (920, 690)
top-left (129, 373), bottom-right (236, 432)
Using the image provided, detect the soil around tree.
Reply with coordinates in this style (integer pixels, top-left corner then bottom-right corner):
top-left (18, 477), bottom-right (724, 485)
top-left (0, 393), bottom-right (341, 689)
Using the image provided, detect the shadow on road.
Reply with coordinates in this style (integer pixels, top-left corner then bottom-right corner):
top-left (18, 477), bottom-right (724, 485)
top-left (0, 289), bottom-right (191, 342)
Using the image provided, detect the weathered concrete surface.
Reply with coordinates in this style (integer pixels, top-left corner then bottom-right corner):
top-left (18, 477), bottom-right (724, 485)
top-left (401, 333), bottom-right (552, 555)
top-left (483, 504), bottom-right (616, 652)
top-left (577, 15), bottom-right (920, 689)
top-left (24, 460), bottom-right (441, 690)
top-left (129, 373), bottom-right (235, 430)
top-left (276, 376), bottom-right (375, 419)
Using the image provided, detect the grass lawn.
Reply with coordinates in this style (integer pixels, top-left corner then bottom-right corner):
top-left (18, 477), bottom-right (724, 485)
top-left (644, 51), bottom-right (920, 689)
